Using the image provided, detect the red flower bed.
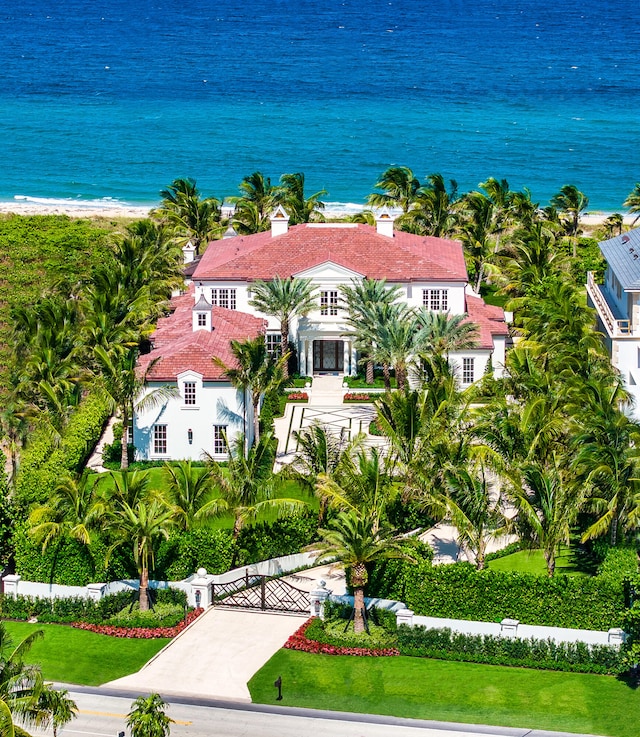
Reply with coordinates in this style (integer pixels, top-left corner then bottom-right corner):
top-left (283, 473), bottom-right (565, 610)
top-left (343, 392), bottom-right (371, 402)
top-left (287, 392), bottom-right (309, 401)
top-left (72, 607), bottom-right (204, 639)
top-left (284, 618), bottom-right (400, 657)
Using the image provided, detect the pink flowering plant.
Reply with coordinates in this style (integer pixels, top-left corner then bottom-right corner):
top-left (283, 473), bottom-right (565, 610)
top-left (286, 392), bottom-right (309, 401)
top-left (72, 607), bottom-right (204, 639)
top-left (284, 618), bottom-right (400, 657)
top-left (343, 392), bottom-right (371, 402)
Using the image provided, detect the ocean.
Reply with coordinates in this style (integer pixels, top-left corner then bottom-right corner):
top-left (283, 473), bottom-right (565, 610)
top-left (1, 0), bottom-right (638, 213)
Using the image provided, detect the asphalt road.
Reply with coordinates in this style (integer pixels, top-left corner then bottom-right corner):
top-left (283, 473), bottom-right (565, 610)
top-left (28, 686), bottom-right (602, 737)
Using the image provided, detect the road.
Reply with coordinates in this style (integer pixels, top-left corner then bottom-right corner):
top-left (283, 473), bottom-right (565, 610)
top-left (29, 686), bottom-right (601, 737)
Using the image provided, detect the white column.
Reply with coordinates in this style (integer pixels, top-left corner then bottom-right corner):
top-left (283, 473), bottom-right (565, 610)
top-left (350, 341), bottom-right (357, 376)
top-left (307, 340), bottom-right (314, 375)
top-left (343, 340), bottom-right (350, 375)
top-left (300, 339), bottom-right (307, 376)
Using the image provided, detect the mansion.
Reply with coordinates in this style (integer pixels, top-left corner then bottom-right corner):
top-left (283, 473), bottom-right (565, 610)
top-left (134, 208), bottom-right (509, 461)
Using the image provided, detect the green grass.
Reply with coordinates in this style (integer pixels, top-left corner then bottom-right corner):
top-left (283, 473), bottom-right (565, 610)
top-left (487, 547), bottom-right (587, 576)
top-left (4, 621), bottom-right (168, 686)
top-left (249, 649), bottom-right (638, 737)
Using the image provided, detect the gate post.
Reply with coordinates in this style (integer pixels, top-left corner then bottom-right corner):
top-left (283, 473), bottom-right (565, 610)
top-left (260, 576), bottom-right (266, 610)
top-left (309, 580), bottom-right (331, 619)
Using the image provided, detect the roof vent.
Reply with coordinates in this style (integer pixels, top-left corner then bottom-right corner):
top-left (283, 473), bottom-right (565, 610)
top-left (270, 205), bottom-right (290, 237)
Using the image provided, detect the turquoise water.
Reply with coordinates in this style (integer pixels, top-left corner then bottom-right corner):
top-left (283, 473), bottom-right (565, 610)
top-left (1, 0), bottom-right (638, 211)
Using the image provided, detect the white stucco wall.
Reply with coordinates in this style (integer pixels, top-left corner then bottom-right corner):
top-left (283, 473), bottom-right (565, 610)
top-left (134, 379), bottom-right (249, 461)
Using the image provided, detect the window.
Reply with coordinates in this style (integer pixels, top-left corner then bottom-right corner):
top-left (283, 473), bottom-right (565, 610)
top-left (184, 381), bottom-right (196, 405)
top-left (462, 357), bottom-right (475, 385)
top-left (265, 333), bottom-right (280, 355)
top-left (197, 313), bottom-right (207, 327)
top-left (210, 288), bottom-right (237, 310)
top-left (213, 425), bottom-right (227, 455)
top-left (423, 289), bottom-right (448, 312)
top-left (320, 290), bottom-right (339, 316)
top-left (153, 425), bottom-right (167, 454)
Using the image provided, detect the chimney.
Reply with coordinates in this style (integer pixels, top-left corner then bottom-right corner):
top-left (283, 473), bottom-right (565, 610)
top-left (375, 208), bottom-right (395, 238)
top-left (192, 293), bottom-right (213, 332)
top-left (270, 205), bottom-right (290, 237)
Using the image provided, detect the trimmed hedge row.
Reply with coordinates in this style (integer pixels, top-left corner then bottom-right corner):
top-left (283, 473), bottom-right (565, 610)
top-left (397, 625), bottom-right (624, 675)
top-left (367, 560), bottom-right (627, 630)
top-left (14, 391), bottom-right (111, 510)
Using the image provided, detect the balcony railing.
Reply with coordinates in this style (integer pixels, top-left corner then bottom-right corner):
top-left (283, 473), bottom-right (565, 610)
top-left (586, 272), bottom-right (632, 337)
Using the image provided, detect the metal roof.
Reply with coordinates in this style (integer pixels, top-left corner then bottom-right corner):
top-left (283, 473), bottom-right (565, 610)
top-left (599, 228), bottom-right (640, 290)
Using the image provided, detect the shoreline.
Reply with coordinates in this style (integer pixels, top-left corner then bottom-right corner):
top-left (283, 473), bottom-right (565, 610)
top-left (0, 200), bottom-right (634, 227)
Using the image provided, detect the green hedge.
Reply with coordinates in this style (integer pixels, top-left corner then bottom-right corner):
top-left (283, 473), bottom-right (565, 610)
top-left (157, 528), bottom-right (235, 581)
top-left (14, 391), bottom-right (111, 510)
top-left (367, 560), bottom-right (626, 630)
top-left (237, 511), bottom-right (319, 565)
top-left (396, 625), bottom-right (624, 675)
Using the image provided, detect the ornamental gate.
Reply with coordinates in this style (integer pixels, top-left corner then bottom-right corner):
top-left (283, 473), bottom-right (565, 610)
top-left (211, 572), bottom-right (310, 614)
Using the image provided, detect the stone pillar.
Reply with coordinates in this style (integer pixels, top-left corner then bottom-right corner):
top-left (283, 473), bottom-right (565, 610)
top-left (190, 568), bottom-right (214, 608)
top-left (86, 583), bottom-right (106, 603)
top-left (308, 580), bottom-right (331, 619)
top-left (608, 628), bottom-right (627, 646)
top-left (343, 340), bottom-right (350, 375)
top-left (396, 608), bottom-right (414, 628)
top-left (500, 618), bottom-right (519, 637)
top-left (2, 574), bottom-right (20, 597)
top-left (350, 342), bottom-right (357, 376)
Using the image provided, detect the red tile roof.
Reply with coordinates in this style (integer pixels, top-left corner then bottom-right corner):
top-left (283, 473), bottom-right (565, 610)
top-left (138, 286), bottom-right (266, 381)
top-left (193, 224), bottom-right (468, 282)
top-left (465, 295), bottom-right (510, 350)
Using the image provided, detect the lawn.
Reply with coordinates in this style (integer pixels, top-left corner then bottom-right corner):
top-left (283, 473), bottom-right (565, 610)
top-left (487, 547), bottom-right (587, 576)
top-left (4, 621), bottom-right (168, 686)
top-left (249, 649), bottom-right (638, 737)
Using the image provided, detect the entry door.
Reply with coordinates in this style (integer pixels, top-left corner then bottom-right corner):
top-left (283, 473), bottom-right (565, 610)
top-left (313, 340), bottom-right (343, 372)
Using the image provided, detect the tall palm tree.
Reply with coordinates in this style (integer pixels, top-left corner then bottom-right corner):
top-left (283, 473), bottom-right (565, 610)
top-left (308, 510), bottom-right (412, 633)
top-left (403, 173), bottom-right (458, 237)
top-left (153, 177), bottom-right (221, 253)
top-left (237, 171), bottom-right (277, 221)
top-left (550, 184), bottom-right (589, 257)
top-left (248, 276), bottom-right (316, 378)
top-left (623, 183), bottom-right (640, 225)
top-left (341, 278), bottom-right (403, 384)
top-left (275, 172), bottom-right (327, 224)
top-left (370, 305), bottom-right (417, 390)
top-left (104, 493), bottom-right (174, 610)
top-left (457, 191), bottom-right (495, 293)
top-left (37, 686), bottom-right (77, 737)
top-left (127, 693), bottom-right (173, 737)
top-left (367, 166), bottom-right (420, 214)
top-left (214, 335), bottom-right (288, 446)
top-left (414, 311), bottom-right (479, 369)
top-left (602, 213), bottom-right (624, 238)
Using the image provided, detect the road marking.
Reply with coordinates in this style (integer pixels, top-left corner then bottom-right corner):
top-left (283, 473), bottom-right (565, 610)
top-left (79, 709), bottom-right (192, 725)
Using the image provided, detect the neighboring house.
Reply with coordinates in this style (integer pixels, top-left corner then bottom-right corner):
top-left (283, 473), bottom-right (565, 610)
top-left (134, 208), bottom-right (509, 461)
top-left (134, 290), bottom-right (266, 461)
top-left (586, 227), bottom-right (640, 417)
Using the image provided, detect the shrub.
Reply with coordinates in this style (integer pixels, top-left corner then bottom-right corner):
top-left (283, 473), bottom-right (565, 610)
top-left (343, 392), bottom-right (371, 402)
top-left (108, 602), bottom-right (185, 628)
top-left (286, 392), bottom-right (308, 401)
top-left (236, 511), bottom-right (319, 565)
top-left (102, 422), bottom-right (135, 466)
top-left (367, 559), bottom-right (625, 630)
top-left (396, 625), bottom-right (625, 675)
top-left (156, 528), bottom-right (235, 581)
top-left (284, 618), bottom-right (400, 657)
top-left (73, 607), bottom-right (203, 639)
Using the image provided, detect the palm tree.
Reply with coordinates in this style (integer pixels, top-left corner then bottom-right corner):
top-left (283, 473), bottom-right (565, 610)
top-left (457, 191), bottom-right (495, 293)
top-left (404, 173), bottom-right (458, 237)
top-left (370, 305), bottom-right (417, 390)
top-left (214, 335), bottom-right (288, 446)
top-left (37, 686), bottom-right (77, 737)
top-left (127, 693), bottom-right (173, 737)
top-left (414, 311), bottom-right (479, 369)
top-left (237, 172), bottom-right (277, 220)
top-left (105, 493), bottom-right (174, 610)
top-left (341, 278), bottom-right (403, 384)
top-left (623, 183), bottom-right (640, 225)
top-left (445, 464), bottom-right (506, 570)
top-left (29, 471), bottom-right (100, 558)
top-left (248, 276), bottom-right (316, 378)
top-left (93, 346), bottom-right (178, 469)
top-left (550, 184), bottom-right (589, 257)
top-left (309, 510), bottom-right (412, 633)
top-left (0, 622), bottom-right (48, 737)
top-left (275, 172), bottom-right (327, 224)
top-left (153, 177), bottom-right (221, 254)
top-left (602, 213), bottom-right (624, 238)
top-left (162, 461), bottom-right (215, 531)
top-left (367, 166), bottom-right (420, 214)
top-left (206, 433), bottom-right (305, 562)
